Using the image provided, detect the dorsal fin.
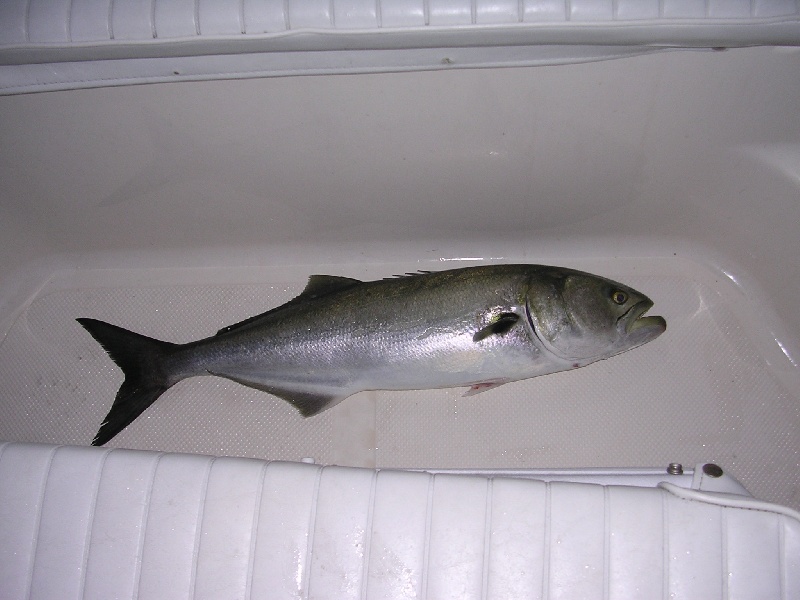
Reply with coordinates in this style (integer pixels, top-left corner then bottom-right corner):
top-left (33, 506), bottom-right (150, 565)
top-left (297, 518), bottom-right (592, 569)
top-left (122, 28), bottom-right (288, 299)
top-left (384, 270), bottom-right (434, 280)
top-left (300, 275), bottom-right (363, 298)
top-left (215, 274), bottom-right (363, 336)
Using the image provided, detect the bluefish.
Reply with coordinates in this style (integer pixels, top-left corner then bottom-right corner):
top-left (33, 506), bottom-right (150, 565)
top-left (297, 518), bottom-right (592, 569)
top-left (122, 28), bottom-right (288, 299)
top-left (78, 264), bottom-right (666, 445)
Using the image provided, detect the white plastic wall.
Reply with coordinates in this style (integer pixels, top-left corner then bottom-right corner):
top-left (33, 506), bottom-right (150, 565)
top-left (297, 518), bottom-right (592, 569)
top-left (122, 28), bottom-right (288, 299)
top-left (1, 46), bottom-right (799, 510)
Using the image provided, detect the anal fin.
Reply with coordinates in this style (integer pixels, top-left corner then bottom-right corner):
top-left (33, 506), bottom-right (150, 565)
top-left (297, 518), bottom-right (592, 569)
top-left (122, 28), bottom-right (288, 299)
top-left (270, 388), bottom-right (345, 417)
top-left (462, 380), bottom-right (510, 397)
top-left (211, 372), bottom-right (347, 417)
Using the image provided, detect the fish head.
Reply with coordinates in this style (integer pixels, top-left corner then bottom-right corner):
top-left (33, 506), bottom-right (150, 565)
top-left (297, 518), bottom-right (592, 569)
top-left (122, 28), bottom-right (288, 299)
top-left (526, 268), bottom-right (666, 364)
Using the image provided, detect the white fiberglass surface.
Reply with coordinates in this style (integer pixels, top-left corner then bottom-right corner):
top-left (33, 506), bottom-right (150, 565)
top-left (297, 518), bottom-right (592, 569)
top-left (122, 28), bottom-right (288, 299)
top-left (0, 47), bottom-right (798, 510)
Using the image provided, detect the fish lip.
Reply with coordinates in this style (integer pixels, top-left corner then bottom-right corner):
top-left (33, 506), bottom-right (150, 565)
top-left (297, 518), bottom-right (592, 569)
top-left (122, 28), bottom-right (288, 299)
top-left (619, 300), bottom-right (654, 332)
top-left (619, 300), bottom-right (666, 337)
top-left (617, 300), bottom-right (649, 327)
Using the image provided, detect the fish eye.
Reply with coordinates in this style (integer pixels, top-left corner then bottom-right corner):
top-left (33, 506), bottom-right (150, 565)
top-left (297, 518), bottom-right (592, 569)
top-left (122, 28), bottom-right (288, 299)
top-left (611, 291), bottom-right (628, 305)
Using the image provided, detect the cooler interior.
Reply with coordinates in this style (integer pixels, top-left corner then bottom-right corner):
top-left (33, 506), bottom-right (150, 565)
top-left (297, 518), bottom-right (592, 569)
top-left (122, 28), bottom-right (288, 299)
top-left (1, 45), bottom-right (799, 512)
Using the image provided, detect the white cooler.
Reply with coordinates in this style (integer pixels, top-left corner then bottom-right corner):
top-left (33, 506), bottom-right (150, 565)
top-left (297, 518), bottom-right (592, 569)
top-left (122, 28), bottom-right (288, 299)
top-left (1, 1), bottom-right (799, 598)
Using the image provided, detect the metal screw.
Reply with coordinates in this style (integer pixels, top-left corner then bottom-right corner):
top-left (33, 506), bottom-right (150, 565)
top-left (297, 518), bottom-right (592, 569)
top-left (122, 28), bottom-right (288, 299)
top-left (667, 463), bottom-right (684, 475)
top-left (702, 463), bottom-right (724, 478)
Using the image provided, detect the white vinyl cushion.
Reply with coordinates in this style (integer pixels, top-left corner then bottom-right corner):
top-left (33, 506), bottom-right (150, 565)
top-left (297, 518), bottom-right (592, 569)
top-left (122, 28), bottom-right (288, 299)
top-left (1, 0), bottom-right (798, 42)
top-left (1, 441), bottom-right (799, 599)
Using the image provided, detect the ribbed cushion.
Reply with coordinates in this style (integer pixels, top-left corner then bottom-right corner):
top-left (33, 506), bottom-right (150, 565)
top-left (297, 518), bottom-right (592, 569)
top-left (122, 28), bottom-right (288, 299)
top-left (1, 0), bottom-right (798, 42)
top-left (1, 0), bottom-right (798, 94)
top-left (1, 441), bottom-right (798, 599)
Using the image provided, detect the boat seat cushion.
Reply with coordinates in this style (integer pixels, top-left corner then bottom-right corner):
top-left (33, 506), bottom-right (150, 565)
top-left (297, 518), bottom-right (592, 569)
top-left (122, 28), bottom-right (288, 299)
top-left (1, 441), bottom-right (798, 599)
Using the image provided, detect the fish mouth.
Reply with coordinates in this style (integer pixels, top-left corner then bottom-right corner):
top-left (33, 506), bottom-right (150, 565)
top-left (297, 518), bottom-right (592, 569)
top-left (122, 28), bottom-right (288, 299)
top-left (619, 300), bottom-right (667, 341)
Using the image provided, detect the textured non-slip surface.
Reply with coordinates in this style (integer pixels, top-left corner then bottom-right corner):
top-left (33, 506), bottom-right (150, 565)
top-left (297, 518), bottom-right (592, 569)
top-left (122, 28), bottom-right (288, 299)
top-left (1, 441), bottom-right (799, 600)
top-left (0, 259), bottom-right (797, 512)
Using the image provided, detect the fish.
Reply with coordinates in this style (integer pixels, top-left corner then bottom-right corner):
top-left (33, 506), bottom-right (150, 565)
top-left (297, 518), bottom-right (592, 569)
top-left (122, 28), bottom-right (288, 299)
top-left (78, 264), bottom-right (666, 445)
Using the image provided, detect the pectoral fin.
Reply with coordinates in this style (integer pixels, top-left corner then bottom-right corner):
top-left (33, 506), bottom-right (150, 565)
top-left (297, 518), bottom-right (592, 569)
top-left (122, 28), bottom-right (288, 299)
top-left (472, 313), bottom-right (520, 342)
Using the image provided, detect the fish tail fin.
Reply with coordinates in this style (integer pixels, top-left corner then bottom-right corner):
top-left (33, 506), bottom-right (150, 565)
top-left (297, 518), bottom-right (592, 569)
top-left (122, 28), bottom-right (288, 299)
top-left (77, 318), bottom-right (182, 446)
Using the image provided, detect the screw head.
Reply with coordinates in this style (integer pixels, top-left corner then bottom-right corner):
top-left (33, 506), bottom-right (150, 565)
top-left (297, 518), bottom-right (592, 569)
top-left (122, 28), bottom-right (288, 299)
top-left (666, 463), bottom-right (684, 475)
